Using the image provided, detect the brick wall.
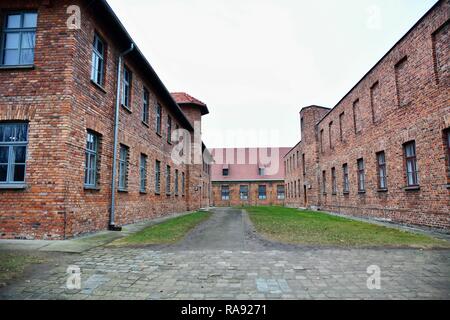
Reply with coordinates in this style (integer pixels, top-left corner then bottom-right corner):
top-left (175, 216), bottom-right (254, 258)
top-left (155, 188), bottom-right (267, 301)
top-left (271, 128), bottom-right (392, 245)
top-left (285, 0), bottom-right (450, 229)
top-left (0, 0), bottom-right (211, 239)
top-left (212, 181), bottom-right (285, 207)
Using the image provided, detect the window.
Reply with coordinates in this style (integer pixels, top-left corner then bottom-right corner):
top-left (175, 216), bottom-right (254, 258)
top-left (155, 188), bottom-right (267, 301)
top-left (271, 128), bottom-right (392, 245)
top-left (343, 163), bottom-right (349, 193)
top-left (331, 167), bottom-right (337, 194)
top-left (221, 185), bottom-right (230, 200)
top-left (0, 123), bottom-right (28, 185)
top-left (294, 181), bottom-right (297, 197)
top-left (258, 167), bottom-right (265, 176)
top-left (1, 12), bottom-right (37, 66)
top-left (320, 129), bottom-right (324, 153)
top-left (357, 158), bottom-right (365, 192)
top-left (297, 151), bottom-right (300, 167)
top-left (181, 172), bottom-right (185, 195)
top-left (377, 151), bottom-right (387, 190)
top-left (91, 33), bottom-right (104, 86)
top-left (175, 169), bottom-right (179, 195)
top-left (166, 165), bottom-right (171, 195)
top-left (118, 145), bottom-right (128, 191)
top-left (353, 99), bottom-right (361, 134)
top-left (277, 185), bottom-right (285, 200)
top-left (329, 122), bottom-right (333, 149)
top-left (258, 185), bottom-right (267, 200)
top-left (322, 170), bottom-right (327, 194)
top-left (167, 116), bottom-right (172, 143)
top-left (404, 141), bottom-right (419, 187)
top-left (84, 131), bottom-right (99, 188)
top-left (156, 103), bottom-right (162, 135)
top-left (155, 160), bottom-right (161, 194)
top-left (240, 185), bottom-right (248, 200)
top-left (446, 130), bottom-right (450, 175)
top-left (222, 168), bottom-right (229, 176)
top-left (142, 88), bottom-right (149, 124)
top-left (140, 154), bottom-right (147, 192)
top-left (122, 67), bottom-right (131, 108)
top-left (339, 112), bottom-right (344, 141)
top-left (302, 154), bottom-right (306, 176)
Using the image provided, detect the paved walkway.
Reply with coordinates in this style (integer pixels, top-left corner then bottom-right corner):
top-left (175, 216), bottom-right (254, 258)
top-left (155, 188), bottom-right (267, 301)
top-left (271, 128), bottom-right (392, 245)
top-left (1, 208), bottom-right (449, 300)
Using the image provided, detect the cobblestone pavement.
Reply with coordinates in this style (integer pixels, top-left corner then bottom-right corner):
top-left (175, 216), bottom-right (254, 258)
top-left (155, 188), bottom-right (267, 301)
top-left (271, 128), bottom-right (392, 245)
top-left (1, 208), bottom-right (449, 300)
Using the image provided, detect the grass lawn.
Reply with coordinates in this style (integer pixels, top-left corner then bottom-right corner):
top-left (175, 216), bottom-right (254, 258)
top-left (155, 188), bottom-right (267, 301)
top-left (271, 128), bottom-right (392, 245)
top-left (246, 206), bottom-right (450, 248)
top-left (111, 211), bottom-right (211, 246)
top-left (0, 252), bottom-right (44, 286)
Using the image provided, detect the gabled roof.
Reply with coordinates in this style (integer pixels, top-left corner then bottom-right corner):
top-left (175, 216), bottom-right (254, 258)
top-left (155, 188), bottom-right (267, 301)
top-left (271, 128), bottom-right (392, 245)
top-left (171, 92), bottom-right (210, 115)
top-left (210, 147), bottom-right (291, 182)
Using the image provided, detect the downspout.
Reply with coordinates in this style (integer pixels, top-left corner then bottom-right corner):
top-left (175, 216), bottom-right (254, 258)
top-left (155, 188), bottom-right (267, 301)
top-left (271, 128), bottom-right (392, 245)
top-left (109, 43), bottom-right (135, 231)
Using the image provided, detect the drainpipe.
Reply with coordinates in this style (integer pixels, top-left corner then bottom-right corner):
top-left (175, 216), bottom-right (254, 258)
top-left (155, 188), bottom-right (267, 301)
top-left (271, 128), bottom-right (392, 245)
top-left (109, 43), bottom-right (135, 231)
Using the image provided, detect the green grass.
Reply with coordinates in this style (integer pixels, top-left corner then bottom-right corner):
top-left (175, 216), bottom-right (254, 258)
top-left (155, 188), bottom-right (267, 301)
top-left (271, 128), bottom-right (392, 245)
top-left (111, 211), bottom-right (211, 246)
top-left (246, 206), bottom-right (450, 248)
top-left (0, 252), bottom-right (44, 286)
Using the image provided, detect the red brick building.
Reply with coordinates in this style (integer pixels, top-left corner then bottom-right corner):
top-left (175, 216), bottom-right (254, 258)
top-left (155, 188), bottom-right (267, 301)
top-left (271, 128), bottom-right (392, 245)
top-left (0, 0), bottom-right (211, 239)
top-left (285, 0), bottom-right (449, 230)
top-left (211, 148), bottom-right (289, 207)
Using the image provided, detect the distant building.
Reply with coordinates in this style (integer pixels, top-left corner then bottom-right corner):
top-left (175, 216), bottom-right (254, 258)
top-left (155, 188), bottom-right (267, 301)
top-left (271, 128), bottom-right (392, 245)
top-left (210, 148), bottom-right (290, 207)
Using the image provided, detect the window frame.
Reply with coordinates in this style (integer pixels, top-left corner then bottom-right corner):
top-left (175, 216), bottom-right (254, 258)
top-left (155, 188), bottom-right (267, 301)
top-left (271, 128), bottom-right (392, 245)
top-left (331, 167), bottom-right (337, 194)
top-left (175, 169), bottom-right (179, 196)
top-left (156, 103), bottom-right (162, 135)
top-left (165, 165), bottom-right (171, 195)
top-left (181, 171), bottom-right (185, 196)
top-left (84, 131), bottom-right (99, 189)
top-left (221, 185), bottom-right (230, 200)
top-left (0, 122), bottom-right (28, 186)
top-left (239, 185), bottom-right (249, 200)
top-left (118, 144), bottom-right (129, 191)
top-left (121, 66), bottom-right (131, 109)
top-left (277, 185), bottom-right (285, 200)
top-left (258, 185), bottom-right (267, 200)
top-left (376, 151), bottom-right (387, 190)
top-left (1, 11), bottom-right (38, 66)
top-left (343, 163), bottom-right (349, 194)
top-left (167, 115), bottom-right (172, 144)
top-left (357, 158), bottom-right (365, 193)
top-left (404, 141), bottom-right (419, 187)
top-left (139, 153), bottom-right (147, 193)
top-left (142, 88), bottom-right (149, 125)
top-left (91, 33), bottom-right (105, 86)
top-left (322, 170), bottom-right (327, 195)
top-left (155, 160), bottom-right (161, 194)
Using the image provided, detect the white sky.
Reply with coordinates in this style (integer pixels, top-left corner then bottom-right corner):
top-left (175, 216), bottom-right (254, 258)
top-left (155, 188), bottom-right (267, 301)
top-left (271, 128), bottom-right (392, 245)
top-left (107, 0), bottom-right (438, 148)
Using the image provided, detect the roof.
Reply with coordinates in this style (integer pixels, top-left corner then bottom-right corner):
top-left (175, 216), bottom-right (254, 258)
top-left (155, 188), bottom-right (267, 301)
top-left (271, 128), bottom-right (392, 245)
top-left (315, 0), bottom-right (444, 127)
top-left (171, 92), bottom-right (210, 115)
top-left (89, 0), bottom-right (194, 131)
top-left (210, 148), bottom-right (291, 182)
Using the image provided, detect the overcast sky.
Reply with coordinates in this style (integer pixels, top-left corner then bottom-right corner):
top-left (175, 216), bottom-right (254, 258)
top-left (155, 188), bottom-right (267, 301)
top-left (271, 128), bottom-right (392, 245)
top-left (107, 0), bottom-right (438, 148)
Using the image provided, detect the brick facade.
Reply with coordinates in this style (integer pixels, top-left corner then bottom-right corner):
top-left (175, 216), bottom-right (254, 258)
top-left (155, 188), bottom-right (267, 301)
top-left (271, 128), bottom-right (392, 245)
top-left (285, 0), bottom-right (450, 229)
top-left (0, 0), bottom-right (211, 239)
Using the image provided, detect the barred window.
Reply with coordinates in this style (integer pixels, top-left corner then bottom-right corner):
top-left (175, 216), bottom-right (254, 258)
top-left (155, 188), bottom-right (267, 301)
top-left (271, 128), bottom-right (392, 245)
top-left (331, 167), bottom-right (337, 194)
top-left (167, 116), bottom-right (172, 143)
top-left (156, 103), bottom-right (162, 135)
top-left (175, 169), bottom-right (179, 195)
